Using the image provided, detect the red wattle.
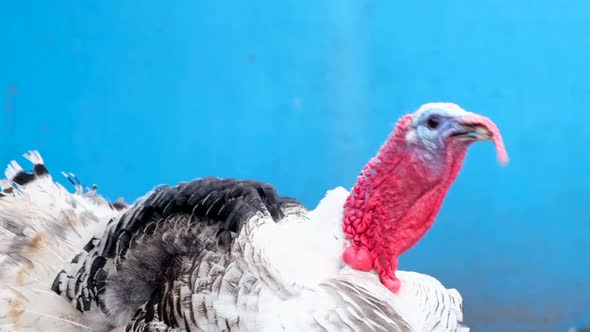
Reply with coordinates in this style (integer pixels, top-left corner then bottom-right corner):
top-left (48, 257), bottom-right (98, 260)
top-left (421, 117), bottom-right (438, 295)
top-left (341, 113), bottom-right (475, 293)
top-left (340, 108), bottom-right (507, 294)
top-left (342, 245), bottom-right (373, 271)
top-left (380, 274), bottom-right (401, 293)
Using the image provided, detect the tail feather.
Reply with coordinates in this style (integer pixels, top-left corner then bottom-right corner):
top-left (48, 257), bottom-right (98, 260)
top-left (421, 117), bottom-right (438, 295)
top-left (0, 151), bottom-right (124, 331)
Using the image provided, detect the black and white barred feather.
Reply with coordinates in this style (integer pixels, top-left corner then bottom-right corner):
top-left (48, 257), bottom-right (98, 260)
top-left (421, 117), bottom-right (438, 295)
top-left (0, 151), bottom-right (125, 331)
top-left (51, 176), bottom-right (303, 330)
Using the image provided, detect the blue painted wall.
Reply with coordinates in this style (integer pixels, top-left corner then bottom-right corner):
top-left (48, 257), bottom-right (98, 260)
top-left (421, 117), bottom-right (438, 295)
top-left (1, 1), bottom-right (589, 331)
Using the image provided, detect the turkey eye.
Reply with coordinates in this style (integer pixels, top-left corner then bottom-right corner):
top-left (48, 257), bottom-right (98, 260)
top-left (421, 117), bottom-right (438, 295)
top-left (426, 115), bottom-right (441, 129)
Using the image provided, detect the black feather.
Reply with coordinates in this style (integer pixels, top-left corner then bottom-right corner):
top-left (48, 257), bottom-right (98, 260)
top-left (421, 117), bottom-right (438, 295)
top-left (32, 163), bottom-right (49, 176)
top-left (10, 171), bottom-right (35, 186)
top-left (52, 177), bottom-right (305, 330)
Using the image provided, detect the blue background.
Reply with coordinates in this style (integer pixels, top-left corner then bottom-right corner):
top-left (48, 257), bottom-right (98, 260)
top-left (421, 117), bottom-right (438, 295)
top-left (1, 1), bottom-right (588, 331)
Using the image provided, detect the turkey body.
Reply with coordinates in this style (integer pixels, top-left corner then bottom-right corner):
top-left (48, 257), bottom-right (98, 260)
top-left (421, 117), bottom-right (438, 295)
top-left (0, 170), bottom-right (465, 332)
top-left (59, 177), bottom-right (467, 332)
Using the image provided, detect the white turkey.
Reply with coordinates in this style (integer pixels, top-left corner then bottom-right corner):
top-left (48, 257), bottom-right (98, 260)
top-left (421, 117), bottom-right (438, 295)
top-left (0, 102), bottom-right (508, 332)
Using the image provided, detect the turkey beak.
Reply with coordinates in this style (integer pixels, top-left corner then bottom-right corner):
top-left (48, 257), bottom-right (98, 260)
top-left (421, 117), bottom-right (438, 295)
top-left (451, 125), bottom-right (492, 142)
top-left (452, 113), bottom-right (509, 165)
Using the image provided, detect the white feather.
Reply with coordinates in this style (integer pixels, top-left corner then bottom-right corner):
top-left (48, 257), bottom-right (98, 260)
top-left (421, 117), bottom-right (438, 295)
top-left (0, 152), bottom-right (125, 331)
top-left (243, 187), bottom-right (466, 331)
top-left (22, 151), bottom-right (44, 165)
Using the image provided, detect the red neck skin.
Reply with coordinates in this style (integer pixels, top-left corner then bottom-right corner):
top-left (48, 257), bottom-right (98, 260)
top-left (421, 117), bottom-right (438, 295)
top-left (342, 115), bottom-right (470, 293)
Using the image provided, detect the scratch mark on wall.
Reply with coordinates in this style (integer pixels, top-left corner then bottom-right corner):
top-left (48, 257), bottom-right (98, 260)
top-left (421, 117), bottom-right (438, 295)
top-left (5, 85), bottom-right (17, 136)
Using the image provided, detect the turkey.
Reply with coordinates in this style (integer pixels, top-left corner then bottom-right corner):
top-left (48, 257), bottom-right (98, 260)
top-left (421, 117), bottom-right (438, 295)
top-left (0, 102), bottom-right (508, 332)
